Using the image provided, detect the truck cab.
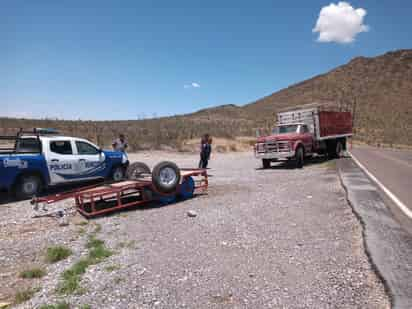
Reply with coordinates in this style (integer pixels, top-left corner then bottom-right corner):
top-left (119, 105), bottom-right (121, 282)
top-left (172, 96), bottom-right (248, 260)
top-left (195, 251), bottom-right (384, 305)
top-left (255, 123), bottom-right (313, 169)
top-left (0, 129), bottom-right (129, 198)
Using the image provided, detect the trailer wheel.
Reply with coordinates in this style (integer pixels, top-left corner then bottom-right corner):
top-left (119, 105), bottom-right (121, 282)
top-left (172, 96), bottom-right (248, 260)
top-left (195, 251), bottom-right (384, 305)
top-left (111, 166), bottom-right (125, 182)
top-left (262, 159), bottom-right (271, 169)
top-left (15, 174), bottom-right (43, 199)
top-left (127, 162), bottom-right (151, 180)
top-left (295, 147), bottom-right (304, 169)
top-left (152, 161), bottom-right (181, 194)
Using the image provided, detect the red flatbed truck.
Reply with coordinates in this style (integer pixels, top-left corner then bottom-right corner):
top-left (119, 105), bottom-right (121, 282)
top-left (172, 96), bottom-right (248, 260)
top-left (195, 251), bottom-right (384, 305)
top-left (254, 105), bottom-right (353, 168)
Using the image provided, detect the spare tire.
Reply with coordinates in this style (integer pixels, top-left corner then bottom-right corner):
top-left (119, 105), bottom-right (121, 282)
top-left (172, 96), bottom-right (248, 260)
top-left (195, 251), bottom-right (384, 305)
top-left (151, 161), bottom-right (181, 194)
top-left (127, 162), bottom-right (151, 180)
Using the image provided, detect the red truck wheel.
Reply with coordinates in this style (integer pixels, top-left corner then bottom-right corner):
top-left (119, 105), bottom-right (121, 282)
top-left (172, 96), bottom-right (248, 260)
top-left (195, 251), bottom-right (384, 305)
top-left (262, 159), bottom-right (271, 169)
top-left (295, 147), bottom-right (304, 168)
top-left (327, 139), bottom-right (345, 159)
top-left (336, 140), bottom-right (344, 158)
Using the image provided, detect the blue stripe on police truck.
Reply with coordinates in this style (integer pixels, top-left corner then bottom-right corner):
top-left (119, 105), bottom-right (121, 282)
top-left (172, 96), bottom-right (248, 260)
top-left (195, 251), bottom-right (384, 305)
top-left (55, 163), bottom-right (107, 180)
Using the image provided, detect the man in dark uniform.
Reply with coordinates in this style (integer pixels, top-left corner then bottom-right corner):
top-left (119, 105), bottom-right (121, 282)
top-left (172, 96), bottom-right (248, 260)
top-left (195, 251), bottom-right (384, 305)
top-left (199, 134), bottom-right (212, 168)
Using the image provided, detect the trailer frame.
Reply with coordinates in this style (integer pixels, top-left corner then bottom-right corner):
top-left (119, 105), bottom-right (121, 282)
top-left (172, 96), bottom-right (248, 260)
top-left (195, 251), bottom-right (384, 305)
top-left (31, 168), bottom-right (208, 218)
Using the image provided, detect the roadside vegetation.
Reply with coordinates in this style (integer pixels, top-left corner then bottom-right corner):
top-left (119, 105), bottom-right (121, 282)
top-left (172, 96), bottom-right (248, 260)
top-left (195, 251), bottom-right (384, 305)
top-left (14, 287), bottom-right (40, 304)
top-left (39, 302), bottom-right (70, 309)
top-left (46, 246), bottom-right (72, 263)
top-left (318, 159), bottom-right (337, 170)
top-left (104, 264), bottom-right (121, 272)
top-left (19, 267), bottom-right (46, 279)
top-left (57, 234), bottom-right (112, 295)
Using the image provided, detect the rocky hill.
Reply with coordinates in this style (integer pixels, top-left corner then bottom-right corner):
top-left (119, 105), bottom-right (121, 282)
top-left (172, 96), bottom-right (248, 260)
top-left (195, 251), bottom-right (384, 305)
top-left (242, 49), bottom-right (412, 146)
top-left (1, 49), bottom-right (412, 149)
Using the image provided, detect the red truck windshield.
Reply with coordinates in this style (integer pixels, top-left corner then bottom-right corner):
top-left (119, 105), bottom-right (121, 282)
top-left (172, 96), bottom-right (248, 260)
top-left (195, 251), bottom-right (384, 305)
top-left (272, 125), bottom-right (298, 134)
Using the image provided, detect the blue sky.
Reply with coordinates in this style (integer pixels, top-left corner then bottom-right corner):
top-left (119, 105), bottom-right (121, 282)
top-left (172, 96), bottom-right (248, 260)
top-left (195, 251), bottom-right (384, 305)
top-left (1, 1), bottom-right (411, 120)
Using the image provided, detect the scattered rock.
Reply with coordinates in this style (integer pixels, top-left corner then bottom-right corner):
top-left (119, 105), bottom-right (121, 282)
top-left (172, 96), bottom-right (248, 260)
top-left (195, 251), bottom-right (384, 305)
top-left (187, 210), bottom-right (197, 217)
top-left (58, 216), bottom-right (69, 226)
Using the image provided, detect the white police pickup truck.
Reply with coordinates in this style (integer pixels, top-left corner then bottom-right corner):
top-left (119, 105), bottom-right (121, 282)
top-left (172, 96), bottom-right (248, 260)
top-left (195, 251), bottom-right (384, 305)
top-left (0, 129), bottom-right (129, 199)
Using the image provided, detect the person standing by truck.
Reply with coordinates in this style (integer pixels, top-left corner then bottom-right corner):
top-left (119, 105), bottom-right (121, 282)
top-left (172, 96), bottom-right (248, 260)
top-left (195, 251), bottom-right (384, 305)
top-left (199, 134), bottom-right (212, 169)
top-left (112, 134), bottom-right (128, 153)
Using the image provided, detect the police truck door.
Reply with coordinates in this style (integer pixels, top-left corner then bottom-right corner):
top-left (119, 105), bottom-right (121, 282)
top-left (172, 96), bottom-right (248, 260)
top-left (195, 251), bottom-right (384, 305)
top-left (47, 140), bottom-right (78, 184)
top-left (74, 140), bottom-right (106, 180)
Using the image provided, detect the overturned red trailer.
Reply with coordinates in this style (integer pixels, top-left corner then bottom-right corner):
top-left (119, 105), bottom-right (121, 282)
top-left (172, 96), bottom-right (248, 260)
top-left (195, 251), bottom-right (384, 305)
top-left (31, 167), bottom-right (208, 218)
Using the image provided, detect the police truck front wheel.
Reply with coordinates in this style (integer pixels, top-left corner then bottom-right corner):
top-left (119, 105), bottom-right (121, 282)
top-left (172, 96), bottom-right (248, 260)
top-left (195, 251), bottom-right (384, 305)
top-left (15, 175), bottom-right (43, 199)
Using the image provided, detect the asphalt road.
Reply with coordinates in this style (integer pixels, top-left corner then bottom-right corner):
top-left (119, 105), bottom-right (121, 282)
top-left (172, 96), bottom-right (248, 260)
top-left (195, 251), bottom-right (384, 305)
top-left (338, 158), bottom-right (412, 309)
top-left (350, 145), bottom-right (412, 212)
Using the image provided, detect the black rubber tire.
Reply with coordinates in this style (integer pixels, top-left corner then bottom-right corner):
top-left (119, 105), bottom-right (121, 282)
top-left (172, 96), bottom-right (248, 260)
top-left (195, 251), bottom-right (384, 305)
top-left (262, 159), bottom-right (271, 169)
top-left (127, 162), bottom-right (151, 180)
top-left (335, 140), bottom-right (344, 158)
top-left (151, 161), bottom-right (181, 194)
top-left (15, 174), bottom-right (43, 199)
top-left (327, 140), bottom-right (344, 159)
top-left (327, 140), bottom-right (337, 159)
top-left (111, 166), bottom-right (125, 182)
top-left (295, 147), bottom-right (304, 169)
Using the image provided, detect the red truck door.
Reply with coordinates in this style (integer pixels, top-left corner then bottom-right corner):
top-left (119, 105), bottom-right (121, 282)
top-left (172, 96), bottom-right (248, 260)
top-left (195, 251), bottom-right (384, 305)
top-left (300, 125), bottom-right (314, 154)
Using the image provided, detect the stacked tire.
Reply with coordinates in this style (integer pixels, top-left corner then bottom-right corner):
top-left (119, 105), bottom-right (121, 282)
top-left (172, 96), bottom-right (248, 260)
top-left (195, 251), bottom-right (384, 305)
top-left (127, 161), bottom-right (181, 195)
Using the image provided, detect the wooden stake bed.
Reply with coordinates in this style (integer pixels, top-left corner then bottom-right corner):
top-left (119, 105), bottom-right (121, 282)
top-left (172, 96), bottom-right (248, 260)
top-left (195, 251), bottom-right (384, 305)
top-left (32, 168), bottom-right (208, 218)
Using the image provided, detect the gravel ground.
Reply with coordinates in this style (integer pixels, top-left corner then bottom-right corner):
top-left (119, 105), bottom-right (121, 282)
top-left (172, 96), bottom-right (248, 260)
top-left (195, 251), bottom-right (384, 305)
top-left (0, 151), bottom-right (389, 308)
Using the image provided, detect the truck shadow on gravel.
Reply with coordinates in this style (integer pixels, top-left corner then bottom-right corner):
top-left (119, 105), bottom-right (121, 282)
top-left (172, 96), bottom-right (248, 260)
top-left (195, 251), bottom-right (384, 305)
top-left (255, 155), bottom-right (336, 170)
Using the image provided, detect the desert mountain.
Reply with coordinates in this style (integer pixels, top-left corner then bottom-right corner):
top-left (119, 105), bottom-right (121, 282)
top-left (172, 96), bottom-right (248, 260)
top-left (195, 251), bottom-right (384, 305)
top-left (241, 49), bottom-right (412, 146)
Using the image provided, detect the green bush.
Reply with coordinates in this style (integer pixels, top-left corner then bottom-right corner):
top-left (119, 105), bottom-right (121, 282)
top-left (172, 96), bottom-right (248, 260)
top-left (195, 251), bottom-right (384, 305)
top-left (20, 267), bottom-right (46, 279)
top-left (14, 288), bottom-right (39, 304)
top-left (57, 237), bottom-right (112, 295)
top-left (46, 246), bottom-right (72, 263)
top-left (39, 302), bottom-right (70, 309)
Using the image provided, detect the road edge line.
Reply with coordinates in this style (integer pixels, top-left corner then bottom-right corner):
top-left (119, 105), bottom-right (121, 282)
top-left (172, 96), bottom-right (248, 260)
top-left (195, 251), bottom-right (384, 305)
top-left (348, 151), bottom-right (412, 220)
top-left (337, 161), bottom-right (394, 308)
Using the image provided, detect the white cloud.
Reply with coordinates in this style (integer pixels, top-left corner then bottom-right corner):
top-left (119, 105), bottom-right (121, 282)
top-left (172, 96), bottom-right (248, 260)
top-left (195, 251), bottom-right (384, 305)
top-left (184, 82), bottom-right (200, 89)
top-left (313, 2), bottom-right (369, 44)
